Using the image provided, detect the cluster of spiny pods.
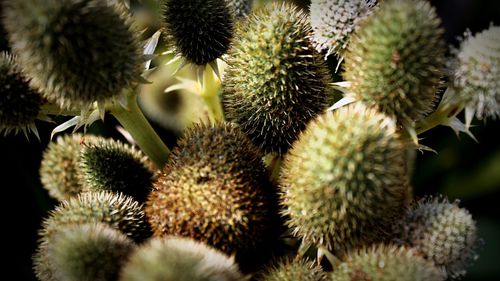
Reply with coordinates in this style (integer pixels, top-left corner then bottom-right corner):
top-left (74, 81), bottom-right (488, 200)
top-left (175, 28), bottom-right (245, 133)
top-left (1, 0), bottom-right (498, 280)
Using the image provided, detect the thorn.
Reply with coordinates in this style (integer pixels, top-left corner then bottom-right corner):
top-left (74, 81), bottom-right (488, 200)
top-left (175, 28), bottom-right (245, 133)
top-left (197, 67), bottom-right (204, 89)
top-left (209, 60), bottom-right (221, 80)
top-left (327, 96), bottom-right (357, 111)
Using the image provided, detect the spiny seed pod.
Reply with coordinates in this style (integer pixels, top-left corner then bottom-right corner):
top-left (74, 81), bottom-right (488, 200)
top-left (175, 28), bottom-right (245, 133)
top-left (79, 137), bottom-right (155, 202)
top-left (161, 0), bottom-right (234, 66)
top-left (258, 258), bottom-right (328, 281)
top-left (226, 0), bottom-right (252, 18)
top-left (0, 52), bottom-right (42, 136)
top-left (146, 122), bottom-right (276, 257)
top-left (394, 196), bottom-right (479, 279)
top-left (223, 3), bottom-right (332, 154)
top-left (343, 0), bottom-right (445, 124)
top-left (35, 223), bottom-right (135, 281)
top-left (452, 25), bottom-right (500, 119)
top-left (2, 0), bottom-right (143, 109)
top-left (120, 237), bottom-right (244, 281)
top-left (330, 244), bottom-right (445, 281)
top-left (311, 0), bottom-right (378, 58)
top-left (280, 103), bottom-right (410, 251)
top-left (40, 134), bottom-right (98, 201)
top-left (39, 191), bottom-right (150, 242)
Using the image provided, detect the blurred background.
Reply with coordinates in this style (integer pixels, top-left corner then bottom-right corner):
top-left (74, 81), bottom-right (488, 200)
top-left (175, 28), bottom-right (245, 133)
top-left (1, 0), bottom-right (499, 280)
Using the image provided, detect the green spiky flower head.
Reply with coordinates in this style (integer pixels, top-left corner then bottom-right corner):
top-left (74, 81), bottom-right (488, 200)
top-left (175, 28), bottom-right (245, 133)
top-left (343, 0), bottom-right (445, 125)
top-left (40, 134), bottom-right (98, 201)
top-left (330, 244), bottom-right (445, 281)
top-left (280, 103), bottom-right (410, 251)
top-left (226, 0), bottom-right (252, 18)
top-left (146, 122), bottom-right (277, 258)
top-left (258, 258), bottom-right (328, 281)
top-left (161, 0), bottom-right (234, 67)
top-left (451, 25), bottom-right (500, 120)
top-left (223, 3), bottom-right (332, 154)
top-left (0, 52), bottom-right (43, 136)
top-left (311, 0), bottom-right (378, 58)
top-left (394, 196), bottom-right (479, 279)
top-left (2, 0), bottom-right (143, 109)
top-left (120, 236), bottom-right (244, 281)
top-left (79, 137), bottom-right (155, 202)
top-left (37, 223), bottom-right (135, 281)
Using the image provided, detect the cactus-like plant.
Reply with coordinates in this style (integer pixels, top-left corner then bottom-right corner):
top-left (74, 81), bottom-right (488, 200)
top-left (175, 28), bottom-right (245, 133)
top-left (280, 103), bottom-right (410, 252)
top-left (223, 3), bottom-right (332, 154)
top-left (226, 0), bottom-right (253, 18)
top-left (258, 258), bottom-right (328, 281)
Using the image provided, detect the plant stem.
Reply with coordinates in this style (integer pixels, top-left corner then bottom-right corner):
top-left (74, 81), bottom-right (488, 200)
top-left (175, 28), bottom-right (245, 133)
top-left (109, 92), bottom-right (170, 169)
top-left (41, 103), bottom-right (81, 116)
top-left (415, 87), bottom-right (463, 134)
top-left (201, 65), bottom-right (225, 122)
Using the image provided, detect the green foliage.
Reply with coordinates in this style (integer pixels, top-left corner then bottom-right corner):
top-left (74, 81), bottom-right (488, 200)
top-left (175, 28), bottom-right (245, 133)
top-left (119, 237), bottom-right (244, 281)
top-left (146, 122), bottom-right (277, 256)
top-left (161, 0), bottom-right (234, 65)
top-left (258, 258), bottom-right (328, 281)
top-left (280, 103), bottom-right (410, 251)
top-left (223, 3), bottom-right (332, 154)
top-left (79, 137), bottom-right (155, 202)
top-left (2, 0), bottom-right (143, 108)
top-left (0, 52), bottom-right (42, 136)
top-left (330, 244), bottom-right (445, 281)
top-left (394, 196), bottom-right (479, 279)
top-left (343, 0), bottom-right (445, 124)
top-left (36, 223), bottom-right (135, 281)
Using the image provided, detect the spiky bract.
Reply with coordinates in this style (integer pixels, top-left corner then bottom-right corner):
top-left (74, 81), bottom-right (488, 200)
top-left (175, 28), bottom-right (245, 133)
top-left (161, 0), bottom-right (234, 66)
top-left (40, 134), bottom-right (98, 201)
top-left (37, 223), bottom-right (135, 281)
top-left (310, 0), bottom-right (378, 57)
top-left (39, 191), bottom-right (150, 242)
top-left (2, 0), bottom-right (143, 108)
top-left (452, 25), bottom-right (500, 119)
top-left (330, 244), bottom-right (444, 281)
top-left (146, 123), bottom-right (276, 256)
top-left (280, 104), bottom-right (410, 251)
top-left (394, 196), bottom-right (478, 279)
top-left (258, 258), bottom-right (328, 281)
top-left (223, 4), bottom-right (332, 154)
top-left (79, 138), bottom-right (155, 202)
top-left (226, 0), bottom-right (252, 18)
top-left (343, 0), bottom-right (445, 124)
top-left (0, 52), bottom-right (42, 136)
top-left (120, 237), bottom-right (244, 281)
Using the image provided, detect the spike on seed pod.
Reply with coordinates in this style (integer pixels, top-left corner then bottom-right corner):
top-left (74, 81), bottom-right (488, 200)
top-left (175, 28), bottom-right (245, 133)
top-left (146, 122), bottom-right (277, 259)
top-left (78, 137), bottom-right (155, 202)
top-left (394, 196), bottom-right (479, 279)
top-left (280, 103), bottom-right (410, 252)
top-left (330, 244), bottom-right (445, 281)
top-left (120, 236), bottom-right (244, 281)
top-left (40, 133), bottom-right (99, 201)
top-left (343, 0), bottom-right (445, 124)
top-left (34, 223), bottom-right (135, 281)
top-left (222, 3), bottom-right (332, 154)
top-left (161, 0), bottom-right (234, 66)
top-left (0, 52), bottom-right (43, 137)
top-left (2, 0), bottom-right (143, 109)
top-left (258, 258), bottom-right (328, 281)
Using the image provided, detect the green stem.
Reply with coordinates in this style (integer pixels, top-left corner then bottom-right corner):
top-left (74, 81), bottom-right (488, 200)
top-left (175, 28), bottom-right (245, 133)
top-left (41, 103), bottom-right (81, 116)
top-left (109, 93), bottom-right (170, 169)
top-left (201, 65), bottom-right (225, 122)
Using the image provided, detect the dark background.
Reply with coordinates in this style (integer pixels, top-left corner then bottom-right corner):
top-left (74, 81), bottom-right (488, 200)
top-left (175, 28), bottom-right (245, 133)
top-left (1, 0), bottom-right (499, 280)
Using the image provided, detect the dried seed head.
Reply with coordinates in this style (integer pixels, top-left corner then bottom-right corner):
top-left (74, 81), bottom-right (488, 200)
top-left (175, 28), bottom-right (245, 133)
top-left (258, 258), bottom-right (328, 281)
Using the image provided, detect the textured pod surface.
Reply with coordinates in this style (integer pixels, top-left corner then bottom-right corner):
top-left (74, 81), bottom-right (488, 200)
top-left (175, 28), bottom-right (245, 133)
top-left (161, 0), bottom-right (234, 65)
top-left (226, 0), bottom-right (252, 18)
top-left (223, 4), bottom-right (332, 154)
top-left (40, 134), bottom-right (98, 201)
top-left (39, 191), bottom-right (150, 242)
top-left (0, 52), bottom-right (41, 136)
top-left (330, 244), bottom-right (445, 281)
top-left (394, 196), bottom-right (479, 279)
top-left (311, 0), bottom-right (378, 57)
top-left (36, 223), bottom-right (135, 281)
top-left (2, 0), bottom-right (143, 108)
top-left (452, 25), bottom-right (500, 119)
top-left (79, 137), bottom-right (155, 202)
top-left (258, 258), bottom-right (328, 281)
top-left (280, 104), bottom-right (410, 251)
top-left (120, 237), bottom-right (244, 281)
top-left (343, 0), bottom-right (445, 124)
top-left (146, 123), bottom-right (277, 257)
